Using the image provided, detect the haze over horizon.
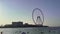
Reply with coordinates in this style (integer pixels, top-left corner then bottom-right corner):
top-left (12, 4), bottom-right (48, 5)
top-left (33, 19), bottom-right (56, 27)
top-left (0, 0), bottom-right (60, 26)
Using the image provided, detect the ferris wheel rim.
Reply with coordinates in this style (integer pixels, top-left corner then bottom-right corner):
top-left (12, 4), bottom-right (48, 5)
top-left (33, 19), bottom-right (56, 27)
top-left (32, 8), bottom-right (44, 25)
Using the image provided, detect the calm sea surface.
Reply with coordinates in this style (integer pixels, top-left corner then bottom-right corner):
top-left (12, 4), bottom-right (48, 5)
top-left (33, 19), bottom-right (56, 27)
top-left (0, 27), bottom-right (59, 34)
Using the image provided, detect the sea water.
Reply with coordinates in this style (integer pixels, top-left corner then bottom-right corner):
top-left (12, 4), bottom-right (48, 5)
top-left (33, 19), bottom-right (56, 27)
top-left (0, 27), bottom-right (59, 34)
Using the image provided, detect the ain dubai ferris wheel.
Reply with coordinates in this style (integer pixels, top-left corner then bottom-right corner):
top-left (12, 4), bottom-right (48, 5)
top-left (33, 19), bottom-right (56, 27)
top-left (32, 8), bottom-right (44, 26)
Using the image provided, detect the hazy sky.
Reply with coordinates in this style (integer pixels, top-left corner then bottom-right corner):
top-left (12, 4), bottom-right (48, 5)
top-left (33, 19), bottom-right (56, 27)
top-left (0, 0), bottom-right (60, 26)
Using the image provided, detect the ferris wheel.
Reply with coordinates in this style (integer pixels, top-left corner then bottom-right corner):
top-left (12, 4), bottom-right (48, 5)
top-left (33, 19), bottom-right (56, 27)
top-left (32, 8), bottom-right (44, 26)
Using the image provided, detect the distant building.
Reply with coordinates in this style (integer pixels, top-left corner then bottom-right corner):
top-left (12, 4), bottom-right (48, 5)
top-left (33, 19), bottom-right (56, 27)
top-left (12, 21), bottom-right (23, 27)
top-left (4, 24), bottom-right (12, 27)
